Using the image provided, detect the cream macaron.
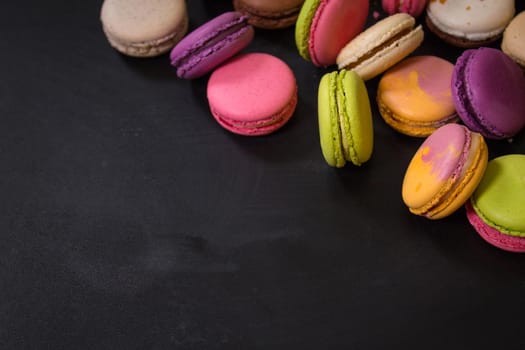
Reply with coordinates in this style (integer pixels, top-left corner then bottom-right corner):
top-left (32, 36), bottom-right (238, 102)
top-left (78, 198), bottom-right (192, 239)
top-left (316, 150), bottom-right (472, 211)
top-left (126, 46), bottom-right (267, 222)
top-left (502, 11), bottom-right (525, 69)
top-left (100, 0), bottom-right (189, 57)
top-left (425, 0), bottom-right (515, 48)
top-left (336, 13), bottom-right (424, 81)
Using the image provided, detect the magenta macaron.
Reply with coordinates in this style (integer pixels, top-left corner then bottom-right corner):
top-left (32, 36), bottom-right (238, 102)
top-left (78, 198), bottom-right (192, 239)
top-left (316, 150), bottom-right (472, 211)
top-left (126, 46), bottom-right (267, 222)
top-left (170, 11), bottom-right (254, 79)
top-left (207, 53), bottom-right (297, 136)
top-left (452, 47), bottom-right (525, 140)
top-left (382, 0), bottom-right (428, 17)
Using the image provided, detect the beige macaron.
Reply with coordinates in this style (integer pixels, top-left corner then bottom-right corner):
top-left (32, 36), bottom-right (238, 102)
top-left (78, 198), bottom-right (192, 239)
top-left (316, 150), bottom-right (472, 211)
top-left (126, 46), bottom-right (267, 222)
top-left (336, 13), bottom-right (424, 81)
top-left (502, 11), bottom-right (525, 69)
top-left (100, 0), bottom-right (188, 57)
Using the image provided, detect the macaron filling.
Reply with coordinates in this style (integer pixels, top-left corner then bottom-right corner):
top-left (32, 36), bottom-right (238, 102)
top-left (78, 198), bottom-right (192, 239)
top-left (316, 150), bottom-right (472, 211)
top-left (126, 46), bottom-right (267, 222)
top-left (327, 72), bottom-right (345, 166)
top-left (340, 26), bottom-right (416, 71)
top-left (336, 72), bottom-right (359, 165)
top-left (377, 98), bottom-right (458, 136)
top-left (170, 16), bottom-right (251, 76)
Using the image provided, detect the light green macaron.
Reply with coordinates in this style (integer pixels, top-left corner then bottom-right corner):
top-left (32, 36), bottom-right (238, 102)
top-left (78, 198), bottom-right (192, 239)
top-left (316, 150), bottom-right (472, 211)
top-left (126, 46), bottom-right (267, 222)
top-left (295, 0), bottom-right (320, 62)
top-left (318, 69), bottom-right (374, 167)
top-left (471, 154), bottom-right (525, 237)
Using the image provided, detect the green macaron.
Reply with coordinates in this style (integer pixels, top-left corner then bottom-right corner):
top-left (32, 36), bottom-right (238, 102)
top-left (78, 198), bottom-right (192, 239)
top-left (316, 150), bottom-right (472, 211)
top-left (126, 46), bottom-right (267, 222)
top-left (318, 69), bottom-right (374, 167)
top-left (295, 0), bottom-right (320, 62)
top-left (471, 154), bottom-right (525, 236)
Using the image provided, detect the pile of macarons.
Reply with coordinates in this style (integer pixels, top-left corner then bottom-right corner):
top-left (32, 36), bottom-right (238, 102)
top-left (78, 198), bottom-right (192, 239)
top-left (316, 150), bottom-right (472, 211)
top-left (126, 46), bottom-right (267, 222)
top-left (99, 0), bottom-right (525, 252)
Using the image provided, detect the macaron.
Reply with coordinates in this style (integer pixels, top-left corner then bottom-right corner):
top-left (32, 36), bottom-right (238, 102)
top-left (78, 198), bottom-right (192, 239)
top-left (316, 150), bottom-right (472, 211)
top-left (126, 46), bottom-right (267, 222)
top-left (402, 124), bottom-right (488, 220)
top-left (425, 0), bottom-right (515, 48)
top-left (100, 0), bottom-right (188, 57)
top-left (466, 155), bottom-right (525, 253)
top-left (452, 47), bottom-right (525, 140)
top-left (502, 11), bottom-right (525, 70)
top-left (336, 13), bottom-right (424, 81)
top-left (170, 12), bottom-right (254, 79)
top-left (295, 0), bottom-right (369, 67)
top-left (233, 0), bottom-right (305, 29)
top-left (207, 53), bottom-right (297, 136)
top-left (382, 0), bottom-right (428, 18)
top-left (318, 70), bottom-right (373, 167)
top-left (377, 56), bottom-right (458, 137)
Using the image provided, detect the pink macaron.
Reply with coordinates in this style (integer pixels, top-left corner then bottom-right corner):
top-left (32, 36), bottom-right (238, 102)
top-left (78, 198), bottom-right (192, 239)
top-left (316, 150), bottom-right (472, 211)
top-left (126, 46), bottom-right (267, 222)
top-left (207, 53), bottom-right (297, 136)
top-left (295, 0), bottom-right (369, 67)
top-left (382, 0), bottom-right (428, 17)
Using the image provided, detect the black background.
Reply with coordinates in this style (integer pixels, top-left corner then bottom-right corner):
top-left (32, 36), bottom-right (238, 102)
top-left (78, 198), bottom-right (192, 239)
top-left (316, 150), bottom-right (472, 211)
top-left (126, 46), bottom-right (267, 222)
top-left (2, 1), bottom-right (525, 349)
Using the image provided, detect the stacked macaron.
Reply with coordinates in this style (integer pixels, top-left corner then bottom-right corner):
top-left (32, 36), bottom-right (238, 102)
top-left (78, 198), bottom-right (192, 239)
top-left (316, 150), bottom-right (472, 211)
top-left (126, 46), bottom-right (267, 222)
top-left (99, 0), bottom-right (525, 252)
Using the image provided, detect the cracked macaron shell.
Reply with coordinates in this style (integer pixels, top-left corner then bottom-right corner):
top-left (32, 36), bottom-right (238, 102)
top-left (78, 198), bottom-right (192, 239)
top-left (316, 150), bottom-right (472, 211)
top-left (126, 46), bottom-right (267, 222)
top-left (402, 123), bottom-right (488, 219)
top-left (170, 12), bottom-right (254, 79)
top-left (318, 70), bottom-right (373, 167)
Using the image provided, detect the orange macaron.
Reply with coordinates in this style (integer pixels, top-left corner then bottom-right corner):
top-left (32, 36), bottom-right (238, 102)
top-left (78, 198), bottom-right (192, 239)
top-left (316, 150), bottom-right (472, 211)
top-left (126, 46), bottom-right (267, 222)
top-left (377, 56), bottom-right (458, 137)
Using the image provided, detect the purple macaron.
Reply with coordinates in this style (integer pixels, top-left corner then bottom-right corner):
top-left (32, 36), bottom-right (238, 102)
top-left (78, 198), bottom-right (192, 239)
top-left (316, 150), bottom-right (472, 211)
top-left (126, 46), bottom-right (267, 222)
top-left (170, 11), bottom-right (254, 79)
top-left (452, 47), bottom-right (525, 140)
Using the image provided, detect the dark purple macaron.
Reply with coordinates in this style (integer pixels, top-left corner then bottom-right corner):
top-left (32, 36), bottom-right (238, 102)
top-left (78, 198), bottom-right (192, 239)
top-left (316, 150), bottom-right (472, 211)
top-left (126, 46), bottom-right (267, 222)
top-left (170, 11), bottom-right (254, 79)
top-left (452, 47), bottom-right (525, 140)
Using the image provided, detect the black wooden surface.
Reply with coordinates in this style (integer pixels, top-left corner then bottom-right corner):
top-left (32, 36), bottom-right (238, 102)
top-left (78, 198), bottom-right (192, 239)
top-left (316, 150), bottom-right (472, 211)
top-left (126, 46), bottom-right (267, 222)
top-left (2, 1), bottom-right (525, 349)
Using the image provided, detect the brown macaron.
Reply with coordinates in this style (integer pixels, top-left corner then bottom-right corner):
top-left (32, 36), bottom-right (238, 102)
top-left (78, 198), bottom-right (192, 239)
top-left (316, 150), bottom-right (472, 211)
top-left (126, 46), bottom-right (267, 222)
top-left (233, 0), bottom-right (305, 29)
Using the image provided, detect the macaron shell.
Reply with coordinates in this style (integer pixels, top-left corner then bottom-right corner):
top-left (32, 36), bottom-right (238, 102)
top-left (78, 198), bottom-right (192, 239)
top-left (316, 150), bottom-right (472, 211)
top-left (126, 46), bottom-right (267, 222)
top-left (382, 0), bottom-right (428, 17)
top-left (318, 70), bottom-right (373, 167)
top-left (471, 155), bottom-right (525, 236)
top-left (402, 124), bottom-right (487, 219)
top-left (378, 56), bottom-right (456, 136)
top-left (340, 70), bottom-right (373, 165)
top-left (101, 0), bottom-right (188, 56)
top-left (207, 53), bottom-right (297, 135)
top-left (466, 202), bottom-right (525, 253)
top-left (403, 124), bottom-right (468, 210)
top-left (502, 11), bottom-right (525, 68)
top-left (233, 0), bottom-right (305, 29)
top-left (452, 48), bottom-right (525, 139)
top-left (308, 0), bottom-right (369, 67)
top-left (426, 0), bottom-right (515, 42)
top-left (400, 0), bottom-right (428, 17)
top-left (170, 12), bottom-right (254, 79)
top-left (318, 72), bottom-right (345, 167)
top-left (295, 0), bottom-right (320, 62)
top-left (430, 132), bottom-right (487, 219)
top-left (336, 13), bottom-right (424, 81)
